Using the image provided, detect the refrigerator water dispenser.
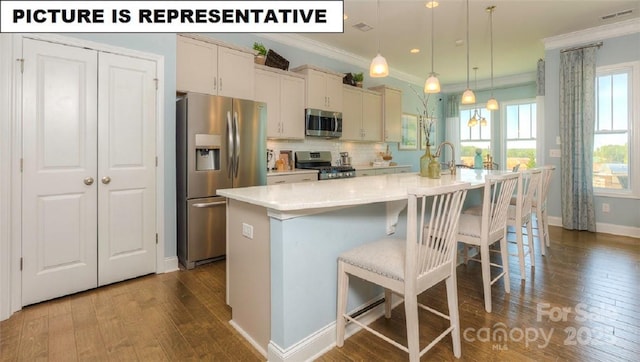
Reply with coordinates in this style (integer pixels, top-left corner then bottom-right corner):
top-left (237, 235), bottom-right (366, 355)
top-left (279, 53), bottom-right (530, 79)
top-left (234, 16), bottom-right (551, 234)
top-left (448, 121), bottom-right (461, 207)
top-left (194, 133), bottom-right (222, 171)
top-left (196, 148), bottom-right (220, 171)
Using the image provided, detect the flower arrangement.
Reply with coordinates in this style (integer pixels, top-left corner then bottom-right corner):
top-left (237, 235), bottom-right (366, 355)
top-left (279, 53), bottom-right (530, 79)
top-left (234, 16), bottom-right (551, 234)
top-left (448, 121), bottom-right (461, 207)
top-left (409, 85), bottom-right (436, 148)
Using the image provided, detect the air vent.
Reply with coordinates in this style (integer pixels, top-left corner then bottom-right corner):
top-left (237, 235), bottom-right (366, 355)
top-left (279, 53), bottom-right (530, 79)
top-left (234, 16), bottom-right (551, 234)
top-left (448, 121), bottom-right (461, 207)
top-left (353, 22), bottom-right (373, 32)
top-left (601, 9), bottom-right (633, 20)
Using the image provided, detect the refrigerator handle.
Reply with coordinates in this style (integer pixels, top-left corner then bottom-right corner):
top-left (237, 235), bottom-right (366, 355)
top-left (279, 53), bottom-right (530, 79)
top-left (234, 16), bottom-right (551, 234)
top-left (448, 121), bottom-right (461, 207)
top-left (226, 111), bottom-right (234, 178)
top-left (233, 111), bottom-right (240, 178)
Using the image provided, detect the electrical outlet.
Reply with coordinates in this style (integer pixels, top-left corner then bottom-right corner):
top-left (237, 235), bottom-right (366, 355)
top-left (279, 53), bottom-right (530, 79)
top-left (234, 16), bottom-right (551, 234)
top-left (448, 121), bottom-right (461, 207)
top-left (602, 203), bottom-right (610, 213)
top-left (242, 223), bottom-right (254, 239)
top-left (549, 149), bottom-right (561, 158)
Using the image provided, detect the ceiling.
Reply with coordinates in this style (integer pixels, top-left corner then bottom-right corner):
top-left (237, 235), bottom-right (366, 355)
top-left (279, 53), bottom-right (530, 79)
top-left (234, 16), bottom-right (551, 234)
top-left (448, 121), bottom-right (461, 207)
top-left (298, 0), bottom-right (640, 89)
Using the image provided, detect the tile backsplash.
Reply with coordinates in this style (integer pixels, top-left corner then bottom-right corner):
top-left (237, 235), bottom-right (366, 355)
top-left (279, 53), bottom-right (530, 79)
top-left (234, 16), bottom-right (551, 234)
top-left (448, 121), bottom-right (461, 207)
top-left (267, 139), bottom-right (390, 167)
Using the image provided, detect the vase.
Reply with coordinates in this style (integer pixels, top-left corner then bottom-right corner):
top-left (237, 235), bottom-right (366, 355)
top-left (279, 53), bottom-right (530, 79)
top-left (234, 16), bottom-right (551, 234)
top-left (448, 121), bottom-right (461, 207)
top-left (428, 157), bottom-right (441, 179)
top-left (419, 146), bottom-right (432, 177)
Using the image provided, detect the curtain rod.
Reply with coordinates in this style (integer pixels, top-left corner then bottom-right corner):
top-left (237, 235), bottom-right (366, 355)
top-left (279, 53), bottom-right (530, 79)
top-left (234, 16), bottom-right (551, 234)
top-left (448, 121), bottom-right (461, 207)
top-left (561, 42), bottom-right (603, 53)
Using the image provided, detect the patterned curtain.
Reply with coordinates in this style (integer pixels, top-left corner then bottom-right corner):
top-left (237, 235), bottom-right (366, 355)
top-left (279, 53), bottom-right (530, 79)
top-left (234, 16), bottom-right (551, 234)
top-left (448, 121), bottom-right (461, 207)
top-left (559, 47), bottom-right (597, 231)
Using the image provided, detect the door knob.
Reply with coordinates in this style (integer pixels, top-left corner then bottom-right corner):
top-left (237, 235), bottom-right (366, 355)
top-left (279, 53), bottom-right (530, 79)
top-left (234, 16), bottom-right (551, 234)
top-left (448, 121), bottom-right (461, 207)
top-left (101, 176), bottom-right (111, 184)
top-left (83, 177), bottom-right (94, 185)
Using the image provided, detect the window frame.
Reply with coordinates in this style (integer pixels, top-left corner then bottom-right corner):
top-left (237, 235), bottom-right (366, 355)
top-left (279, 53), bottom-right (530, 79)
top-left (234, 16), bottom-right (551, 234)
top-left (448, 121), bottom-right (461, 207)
top-left (457, 104), bottom-right (493, 166)
top-left (593, 61), bottom-right (639, 199)
top-left (501, 98), bottom-right (538, 170)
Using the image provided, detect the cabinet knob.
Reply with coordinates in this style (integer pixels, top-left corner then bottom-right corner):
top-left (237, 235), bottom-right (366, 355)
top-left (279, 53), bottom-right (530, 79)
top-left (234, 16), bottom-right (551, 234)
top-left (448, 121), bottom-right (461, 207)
top-left (83, 177), bottom-right (94, 185)
top-left (101, 176), bottom-right (111, 184)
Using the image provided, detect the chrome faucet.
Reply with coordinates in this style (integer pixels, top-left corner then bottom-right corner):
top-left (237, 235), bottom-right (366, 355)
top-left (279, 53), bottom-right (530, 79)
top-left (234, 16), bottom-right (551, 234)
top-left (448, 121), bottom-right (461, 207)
top-left (435, 141), bottom-right (456, 175)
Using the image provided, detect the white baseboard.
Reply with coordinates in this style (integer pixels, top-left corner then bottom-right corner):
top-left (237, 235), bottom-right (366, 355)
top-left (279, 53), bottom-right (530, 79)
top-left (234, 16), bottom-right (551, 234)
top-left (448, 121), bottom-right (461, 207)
top-left (163, 256), bottom-right (179, 273)
top-left (267, 294), bottom-right (402, 362)
top-left (230, 320), bottom-right (268, 357)
top-left (548, 216), bottom-right (639, 239)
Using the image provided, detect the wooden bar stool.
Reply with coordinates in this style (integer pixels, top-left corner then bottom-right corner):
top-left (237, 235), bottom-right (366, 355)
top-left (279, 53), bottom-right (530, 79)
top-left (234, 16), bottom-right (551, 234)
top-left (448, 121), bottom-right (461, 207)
top-left (458, 172), bottom-right (520, 312)
top-left (336, 182), bottom-right (469, 361)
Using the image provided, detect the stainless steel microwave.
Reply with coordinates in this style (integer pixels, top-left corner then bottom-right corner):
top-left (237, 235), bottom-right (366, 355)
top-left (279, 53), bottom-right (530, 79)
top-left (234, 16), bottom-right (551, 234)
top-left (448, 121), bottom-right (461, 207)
top-left (305, 109), bottom-right (342, 138)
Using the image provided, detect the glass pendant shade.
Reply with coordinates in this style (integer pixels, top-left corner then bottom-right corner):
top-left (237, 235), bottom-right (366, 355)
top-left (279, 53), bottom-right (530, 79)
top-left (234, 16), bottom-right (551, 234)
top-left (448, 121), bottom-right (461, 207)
top-left (461, 88), bottom-right (476, 104)
top-left (424, 73), bottom-right (441, 93)
top-left (486, 97), bottom-right (499, 110)
top-left (467, 114), bottom-right (478, 127)
top-left (370, 54), bottom-right (389, 77)
top-left (480, 117), bottom-right (488, 126)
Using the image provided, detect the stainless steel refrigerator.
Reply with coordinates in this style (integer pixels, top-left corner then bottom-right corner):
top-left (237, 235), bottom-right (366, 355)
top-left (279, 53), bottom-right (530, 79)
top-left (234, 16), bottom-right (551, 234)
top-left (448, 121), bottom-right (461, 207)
top-left (176, 92), bottom-right (266, 269)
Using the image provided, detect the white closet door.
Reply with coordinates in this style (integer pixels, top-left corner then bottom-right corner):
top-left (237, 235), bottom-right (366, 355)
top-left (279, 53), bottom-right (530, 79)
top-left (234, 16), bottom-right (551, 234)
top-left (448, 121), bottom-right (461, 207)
top-left (21, 38), bottom-right (98, 305)
top-left (97, 52), bottom-right (157, 286)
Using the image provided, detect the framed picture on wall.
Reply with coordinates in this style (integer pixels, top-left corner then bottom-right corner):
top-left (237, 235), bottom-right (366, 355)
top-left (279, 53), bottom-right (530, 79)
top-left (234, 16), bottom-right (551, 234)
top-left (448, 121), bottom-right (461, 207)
top-left (419, 117), bottom-right (437, 150)
top-left (399, 113), bottom-right (418, 150)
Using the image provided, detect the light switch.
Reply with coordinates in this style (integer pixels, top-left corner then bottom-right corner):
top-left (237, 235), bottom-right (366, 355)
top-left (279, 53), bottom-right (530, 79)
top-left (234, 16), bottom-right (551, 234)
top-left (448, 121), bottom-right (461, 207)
top-left (556, 136), bottom-right (561, 145)
top-left (549, 149), bottom-right (561, 158)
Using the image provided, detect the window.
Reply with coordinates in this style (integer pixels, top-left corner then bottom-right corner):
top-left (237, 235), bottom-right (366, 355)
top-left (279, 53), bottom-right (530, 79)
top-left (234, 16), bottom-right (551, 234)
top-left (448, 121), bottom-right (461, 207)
top-left (505, 101), bottom-right (537, 170)
top-left (459, 107), bottom-right (491, 167)
top-left (593, 64), bottom-right (636, 195)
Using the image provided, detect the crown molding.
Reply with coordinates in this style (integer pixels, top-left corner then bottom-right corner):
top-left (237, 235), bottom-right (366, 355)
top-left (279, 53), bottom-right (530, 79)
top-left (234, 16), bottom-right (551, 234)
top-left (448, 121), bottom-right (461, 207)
top-left (442, 72), bottom-right (537, 94)
top-left (255, 33), bottom-right (423, 86)
top-left (543, 17), bottom-right (640, 50)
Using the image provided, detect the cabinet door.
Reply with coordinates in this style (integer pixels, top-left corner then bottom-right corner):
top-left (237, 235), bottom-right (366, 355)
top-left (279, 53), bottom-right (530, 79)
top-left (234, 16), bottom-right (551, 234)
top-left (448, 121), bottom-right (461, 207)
top-left (355, 169), bottom-right (376, 177)
top-left (325, 73), bottom-right (343, 112)
top-left (21, 38), bottom-right (99, 306)
top-left (362, 92), bottom-right (382, 142)
top-left (267, 173), bottom-right (316, 185)
top-left (384, 88), bottom-right (402, 142)
top-left (218, 46), bottom-right (255, 99)
top-left (177, 36), bottom-right (217, 94)
top-left (255, 69), bottom-right (281, 138)
top-left (280, 75), bottom-right (305, 139)
top-left (376, 168), bottom-right (396, 175)
top-left (341, 86), bottom-right (362, 140)
top-left (306, 70), bottom-right (327, 109)
top-left (97, 52), bottom-right (157, 286)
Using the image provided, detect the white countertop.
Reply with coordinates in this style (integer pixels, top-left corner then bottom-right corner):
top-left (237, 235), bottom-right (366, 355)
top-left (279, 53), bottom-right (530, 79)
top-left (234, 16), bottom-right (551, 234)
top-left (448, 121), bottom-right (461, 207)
top-left (218, 169), bottom-right (510, 211)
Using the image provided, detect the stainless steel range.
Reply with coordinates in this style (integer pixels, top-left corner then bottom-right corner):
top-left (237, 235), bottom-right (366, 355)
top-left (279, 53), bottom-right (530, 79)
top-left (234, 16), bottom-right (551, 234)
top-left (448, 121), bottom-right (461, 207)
top-left (295, 151), bottom-right (356, 180)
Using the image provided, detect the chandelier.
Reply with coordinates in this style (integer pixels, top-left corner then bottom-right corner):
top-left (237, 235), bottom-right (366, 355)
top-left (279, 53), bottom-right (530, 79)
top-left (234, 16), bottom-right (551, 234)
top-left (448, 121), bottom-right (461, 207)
top-left (468, 67), bottom-right (487, 127)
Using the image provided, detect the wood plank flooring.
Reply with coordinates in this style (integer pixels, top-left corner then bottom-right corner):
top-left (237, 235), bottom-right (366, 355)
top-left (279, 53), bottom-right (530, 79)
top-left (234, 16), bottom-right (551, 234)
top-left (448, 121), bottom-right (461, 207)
top-left (1, 226), bottom-right (638, 361)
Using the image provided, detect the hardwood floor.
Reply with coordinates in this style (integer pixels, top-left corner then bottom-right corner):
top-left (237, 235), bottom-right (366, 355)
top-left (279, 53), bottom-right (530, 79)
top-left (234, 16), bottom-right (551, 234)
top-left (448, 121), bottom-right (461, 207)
top-left (1, 226), bottom-right (638, 361)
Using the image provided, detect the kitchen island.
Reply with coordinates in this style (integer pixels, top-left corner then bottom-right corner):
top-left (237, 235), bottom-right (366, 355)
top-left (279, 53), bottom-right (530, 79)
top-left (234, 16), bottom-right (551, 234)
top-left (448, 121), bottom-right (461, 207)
top-left (217, 169), bottom-right (502, 361)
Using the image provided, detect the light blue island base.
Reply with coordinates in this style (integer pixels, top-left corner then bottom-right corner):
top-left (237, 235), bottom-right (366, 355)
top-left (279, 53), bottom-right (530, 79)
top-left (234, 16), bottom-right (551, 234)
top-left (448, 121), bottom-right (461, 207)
top-left (221, 171), bottom-right (499, 361)
top-left (226, 199), bottom-right (407, 362)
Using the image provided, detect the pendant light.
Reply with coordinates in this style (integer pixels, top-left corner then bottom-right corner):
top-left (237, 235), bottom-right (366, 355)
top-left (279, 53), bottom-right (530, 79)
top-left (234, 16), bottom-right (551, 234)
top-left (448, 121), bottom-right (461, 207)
top-left (461, 0), bottom-right (475, 104)
top-left (424, 1), bottom-right (440, 93)
top-left (370, 0), bottom-right (389, 77)
top-left (486, 5), bottom-right (499, 111)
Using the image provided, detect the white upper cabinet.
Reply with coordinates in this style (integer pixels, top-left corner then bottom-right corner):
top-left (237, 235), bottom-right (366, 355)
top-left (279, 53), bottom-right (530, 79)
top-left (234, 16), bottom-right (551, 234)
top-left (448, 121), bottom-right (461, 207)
top-left (341, 85), bottom-right (382, 142)
top-left (291, 65), bottom-right (343, 112)
top-left (341, 86), bottom-right (362, 140)
top-left (369, 85), bottom-right (402, 143)
top-left (255, 67), bottom-right (305, 139)
top-left (177, 35), bottom-right (254, 99)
